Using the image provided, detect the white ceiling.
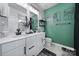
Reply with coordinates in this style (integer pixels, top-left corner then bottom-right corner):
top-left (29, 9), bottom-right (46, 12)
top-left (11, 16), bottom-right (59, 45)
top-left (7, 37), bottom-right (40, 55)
top-left (8, 3), bottom-right (27, 13)
top-left (37, 3), bottom-right (57, 10)
top-left (29, 3), bottom-right (57, 11)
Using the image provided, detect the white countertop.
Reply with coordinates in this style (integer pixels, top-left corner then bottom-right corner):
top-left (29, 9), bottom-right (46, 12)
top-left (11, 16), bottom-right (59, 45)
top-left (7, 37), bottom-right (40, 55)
top-left (0, 32), bottom-right (45, 44)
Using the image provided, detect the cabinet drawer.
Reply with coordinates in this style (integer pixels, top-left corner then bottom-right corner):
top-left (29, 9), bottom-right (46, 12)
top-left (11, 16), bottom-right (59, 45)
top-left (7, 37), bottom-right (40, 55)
top-left (2, 39), bottom-right (25, 53)
top-left (27, 45), bottom-right (36, 56)
top-left (27, 44), bottom-right (43, 56)
top-left (26, 36), bottom-right (36, 48)
top-left (26, 36), bottom-right (39, 50)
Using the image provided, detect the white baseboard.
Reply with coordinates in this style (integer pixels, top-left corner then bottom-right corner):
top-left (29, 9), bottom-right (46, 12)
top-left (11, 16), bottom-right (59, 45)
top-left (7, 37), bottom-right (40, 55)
top-left (44, 42), bottom-right (75, 56)
top-left (52, 42), bottom-right (75, 51)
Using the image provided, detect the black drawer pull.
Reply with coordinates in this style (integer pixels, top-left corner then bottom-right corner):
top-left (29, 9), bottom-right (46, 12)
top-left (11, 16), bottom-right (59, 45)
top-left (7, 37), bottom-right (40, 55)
top-left (29, 46), bottom-right (35, 50)
top-left (24, 47), bottom-right (26, 55)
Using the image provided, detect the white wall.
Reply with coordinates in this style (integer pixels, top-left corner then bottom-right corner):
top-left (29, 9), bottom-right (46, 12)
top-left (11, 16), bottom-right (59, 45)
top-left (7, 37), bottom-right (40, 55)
top-left (0, 3), bottom-right (9, 16)
top-left (0, 3), bottom-right (9, 37)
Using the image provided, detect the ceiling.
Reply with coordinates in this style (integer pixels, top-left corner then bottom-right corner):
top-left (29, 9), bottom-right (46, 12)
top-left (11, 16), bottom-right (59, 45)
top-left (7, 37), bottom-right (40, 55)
top-left (9, 3), bottom-right (57, 13)
top-left (29, 3), bottom-right (57, 11)
top-left (8, 3), bottom-right (27, 13)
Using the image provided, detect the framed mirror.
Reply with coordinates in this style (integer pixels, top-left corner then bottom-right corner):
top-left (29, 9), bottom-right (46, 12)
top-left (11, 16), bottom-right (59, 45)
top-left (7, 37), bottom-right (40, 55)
top-left (18, 14), bottom-right (26, 32)
top-left (30, 12), bottom-right (38, 32)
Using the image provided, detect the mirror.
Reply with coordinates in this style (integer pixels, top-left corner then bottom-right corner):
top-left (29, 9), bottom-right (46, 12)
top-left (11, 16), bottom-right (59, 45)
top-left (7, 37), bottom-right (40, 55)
top-left (30, 12), bottom-right (38, 32)
top-left (18, 14), bottom-right (26, 32)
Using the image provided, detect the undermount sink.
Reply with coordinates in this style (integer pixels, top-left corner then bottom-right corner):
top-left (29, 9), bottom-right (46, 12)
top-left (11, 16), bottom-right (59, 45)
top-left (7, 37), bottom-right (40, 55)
top-left (26, 32), bottom-right (33, 34)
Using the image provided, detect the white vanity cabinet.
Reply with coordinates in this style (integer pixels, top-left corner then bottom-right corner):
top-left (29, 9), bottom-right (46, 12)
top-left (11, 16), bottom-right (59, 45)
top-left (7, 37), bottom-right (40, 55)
top-left (0, 32), bottom-right (45, 56)
top-left (0, 39), bottom-right (25, 56)
top-left (26, 33), bottom-right (45, 56)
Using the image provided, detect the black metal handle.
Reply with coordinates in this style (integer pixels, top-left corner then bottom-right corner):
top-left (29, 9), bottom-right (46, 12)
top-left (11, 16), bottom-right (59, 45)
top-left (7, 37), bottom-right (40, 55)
top-left (24, 47), bottom-right (26, 55)
top-left (29, 46), bottom-right (35, 50)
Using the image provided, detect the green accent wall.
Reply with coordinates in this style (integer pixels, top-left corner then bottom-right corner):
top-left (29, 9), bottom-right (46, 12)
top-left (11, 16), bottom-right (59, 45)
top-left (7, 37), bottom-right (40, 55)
top-left (31, 15), bottom-right (38, 32)
top-left (44, 3), bottom-right (75, 48)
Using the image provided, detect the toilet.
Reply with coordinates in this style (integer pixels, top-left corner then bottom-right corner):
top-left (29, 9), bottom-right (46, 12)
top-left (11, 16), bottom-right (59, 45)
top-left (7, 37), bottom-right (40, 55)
top-left (45, 37), bottom-right (52, 47)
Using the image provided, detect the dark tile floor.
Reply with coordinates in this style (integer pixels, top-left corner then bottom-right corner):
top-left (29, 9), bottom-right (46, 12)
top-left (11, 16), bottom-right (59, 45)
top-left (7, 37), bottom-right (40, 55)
top-left (38, 49), bottom-right (56, 56)
top-left (38, 48), bottom-right (76, 56)
top-left (61, 47), bottom-right (76, 56)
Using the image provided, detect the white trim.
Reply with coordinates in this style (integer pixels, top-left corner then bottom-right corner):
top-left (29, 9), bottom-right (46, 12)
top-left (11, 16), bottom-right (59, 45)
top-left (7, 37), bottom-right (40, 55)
top-left (52, 42), bottom-right (75, 51)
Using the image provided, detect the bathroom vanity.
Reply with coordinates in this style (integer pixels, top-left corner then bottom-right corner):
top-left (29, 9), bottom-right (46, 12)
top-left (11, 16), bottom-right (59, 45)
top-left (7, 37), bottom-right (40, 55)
top-left (0, 3), bottom-right (45, 56)
top-left (0, 32), bottom-right (45, 56)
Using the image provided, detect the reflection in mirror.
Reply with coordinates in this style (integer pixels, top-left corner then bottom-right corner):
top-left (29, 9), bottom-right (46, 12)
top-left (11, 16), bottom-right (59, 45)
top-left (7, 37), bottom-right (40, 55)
top-left (30, 12), bottom-right (38, 32)
top-left (18, 14), bottom-right (26, 32)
